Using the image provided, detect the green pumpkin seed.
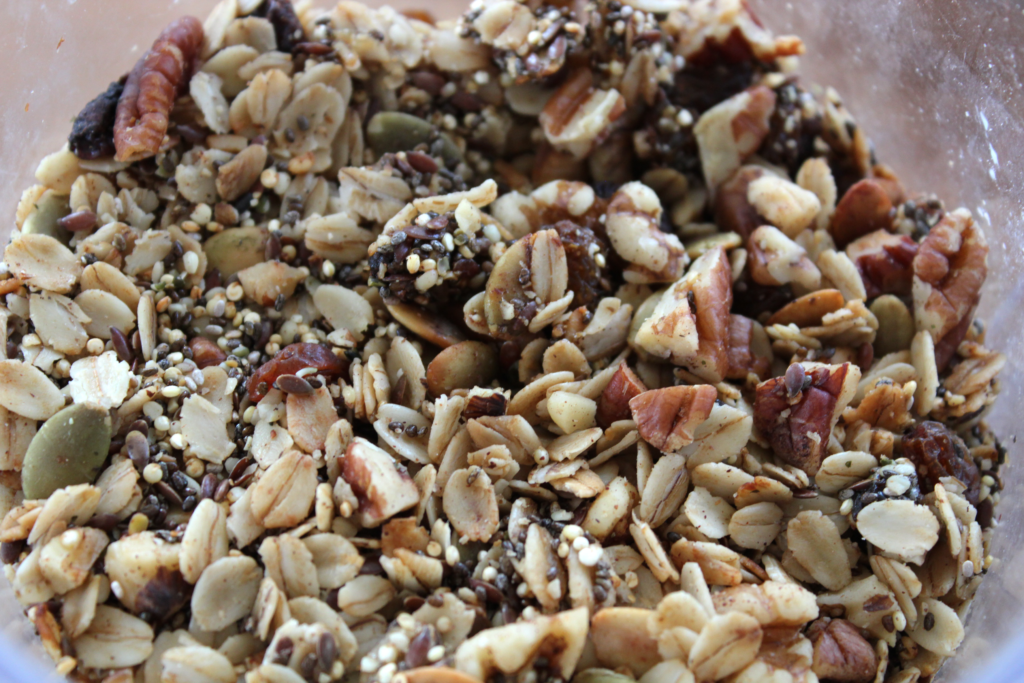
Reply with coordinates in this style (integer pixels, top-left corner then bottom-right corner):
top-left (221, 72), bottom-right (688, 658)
top-left (22, 189), bottom-right (72, 244)
top-left (870, 294), bottom-right (915, 357)
top-left (573, 669), bottom-right (636, 683)
top-left (365, 111), bottom-right (462, 166)
top-left (22, 403), bottom-right (112, 500)
top-left (203, 226), bottom-right (267, 277)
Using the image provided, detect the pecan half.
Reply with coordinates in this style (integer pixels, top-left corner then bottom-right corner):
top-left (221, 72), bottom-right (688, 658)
top-left (714, 166), bottom-right (767, 240)
top-left (754, 363), bottom-right (860, 475)
top-left (912, 209), bottom-right (988, 370)
top-left (901, 421), bottom-right (981, 505)
top-left (829, 179), bottom-right (894, 248)
top-left (597, 362), bottom-right (647, 428)
top-left (845, 229), bottom-right (918, 299)
top-left (726, 314), bottom-right (771, 381)
top-left (68, 78), bottom-right (126, 160)
top-left (808, 618), bottom-right (878, 683)
top-left (114, 16), bottom-right (204, 162)
top-left (633, 246), bottom-right (732, 382)
top-left (629, 384), bottom-right (717, 452)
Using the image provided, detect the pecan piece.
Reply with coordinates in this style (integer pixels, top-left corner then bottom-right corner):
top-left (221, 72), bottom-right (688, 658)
top-left (912, 209), bottom-right (988, 370)
top-left (714, 165), bottom-right (767, 240)
top-left (845, 229), bottom-right (918, 299)
top-left (341, 438), bottom-right (420, 528)
top-left (748, 225), bottom-right (821, 291)
top-left (539, 68), bottom-right (626, 159)
top-left (633, 246), bottom-right (732, 382)
top-left (753, 363), bottom-right (860, 475)
top-left (629, 384), bottom-right (717, 453)
top-left (114, 16), bottom-right (204, 162)
top-left (597, 362), bottom-right (647, 428)
top-left (725, 314), bottom-right (771, 381)
top-left (248, 343), bottom-right (348, 402)
top-left (829, 179), bottom-right (894, 248)
top-left (901, 421), bottom-right (981, 505)
top-left (68, 78), bottom-right (126, 160)
top-left (606, 182), bottom-right (689, 284)
top-left (694, 85), bottom-right (777, 193)
top-left (808, 618), bottom-right (878, 683)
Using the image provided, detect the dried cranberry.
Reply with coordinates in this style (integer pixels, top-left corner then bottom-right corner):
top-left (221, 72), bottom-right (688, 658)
top-left (901, 421), bottom-right (981, 504)
top-left (248, 343), bottom-right (348, 402)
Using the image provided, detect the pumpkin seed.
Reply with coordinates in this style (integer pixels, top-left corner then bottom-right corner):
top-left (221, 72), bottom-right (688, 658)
top-left (870, 294), bottom-right (915, 356)
top-left (21, 189), bottom-right (72, 243)
top-left (22, 403), bottom-right (112, 500)
top-left (203, 226), bottom-right (267, 277)
top-left (365, 111), bottom-right (461, 165)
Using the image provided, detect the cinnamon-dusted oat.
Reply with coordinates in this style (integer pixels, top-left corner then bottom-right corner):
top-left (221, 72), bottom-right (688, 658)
top-left (0, 0), bottom-right (1009, 681)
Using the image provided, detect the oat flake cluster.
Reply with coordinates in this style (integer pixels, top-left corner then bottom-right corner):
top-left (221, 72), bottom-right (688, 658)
top-left (0, 0), bottom-right (1007, 682)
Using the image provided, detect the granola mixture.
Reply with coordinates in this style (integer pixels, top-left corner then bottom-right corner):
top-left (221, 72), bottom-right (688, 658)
top-left (0, 0), bottom-right (1007, 682)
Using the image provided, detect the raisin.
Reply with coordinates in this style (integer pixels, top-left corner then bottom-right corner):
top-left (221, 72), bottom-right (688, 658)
top-left (264, 0), bottom-right (306, 52)
top-left (248, 343), bottom-right (348, 402)
top-left (68, 78), bottom-right (126, 160)
top-left (901, 421), bottom-right (981, 504)
top-left (551, 220), bottom-right (609, 309)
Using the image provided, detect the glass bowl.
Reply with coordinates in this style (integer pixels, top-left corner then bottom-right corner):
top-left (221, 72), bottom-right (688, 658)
top-left (0, 0), bottom-right (1021, 680)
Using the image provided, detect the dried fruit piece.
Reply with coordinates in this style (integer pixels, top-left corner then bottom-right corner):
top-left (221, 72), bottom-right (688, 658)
top-left (630, 385), bottom-right (717, 453)
top-left (69, 79), bottom-right (126, 160)
top-left (114, 17), bottom-right (205, 162)
top-left (912, 209), bottom-right (988, 370)
top-left (248, 343), bottom-right (348, 402)
top-left (754, 363), bottom-right (860, 475)
top-left (265, 0), bottom-right (305, 52)
top-left (901, 421), bottom-right (981, 504)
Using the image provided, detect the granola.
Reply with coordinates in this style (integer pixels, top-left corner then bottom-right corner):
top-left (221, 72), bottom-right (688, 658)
top-left (0, 0), bottom-right (1008, 682)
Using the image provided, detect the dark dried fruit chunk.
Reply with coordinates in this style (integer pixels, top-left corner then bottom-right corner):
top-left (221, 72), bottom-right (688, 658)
top-left (135, 566), bottom-right (191, 619)
top-left (265, 0), bottom-right (307, 52)
top-left (754, 363), bottom-right (858, 476)
top-left (808, 618), bottom-right (878, 683)
top-left (68, 78), bottom-right (126, 160)
top-left (114, 16), bottom-right (204, 162)
top-left (551, 220), bottom-right (609, 309)
top-left (901, 421), bottom-right (981, 504)
top-left (248, 343), bottom-right (348, 402)
top-left (597, 362), bottom-right (647, 428)
top-left (463, 392), bottom-right (508, 421)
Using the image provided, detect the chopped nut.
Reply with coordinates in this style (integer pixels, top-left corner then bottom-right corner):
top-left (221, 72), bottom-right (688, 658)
top-left (630, 385), bottom-right (717, 453)
top-left (808, 618), bottom-right (879, 683)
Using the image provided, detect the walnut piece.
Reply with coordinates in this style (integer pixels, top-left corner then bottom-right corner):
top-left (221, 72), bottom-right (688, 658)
top-left (808, 618), bottom-right (878, 683)
top-left (114, 17), bottom-right (205, 162)
top-left (754, 363), bottom-right (860, 475)
top-left (912, 208), bottom-right (988, 370)
top-left (630, 384), bottom-right (717, 453)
